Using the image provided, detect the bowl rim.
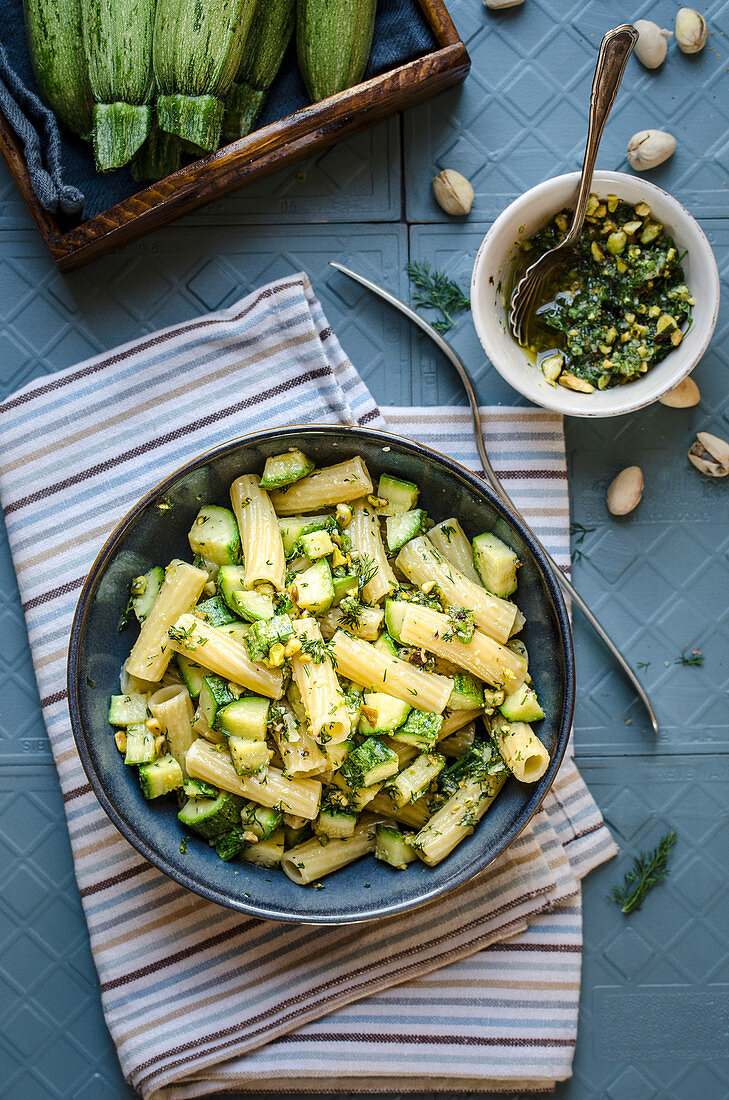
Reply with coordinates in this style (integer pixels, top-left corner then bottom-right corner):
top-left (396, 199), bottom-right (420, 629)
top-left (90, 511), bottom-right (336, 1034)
top-left (471, 169), bottom-right (721, 418)
top-left (67, 423), bottom-right (575, 924)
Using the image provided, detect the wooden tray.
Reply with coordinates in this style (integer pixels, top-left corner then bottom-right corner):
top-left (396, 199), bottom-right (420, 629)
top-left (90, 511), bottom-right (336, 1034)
top-left (0, 0), bottom-right (469, 271)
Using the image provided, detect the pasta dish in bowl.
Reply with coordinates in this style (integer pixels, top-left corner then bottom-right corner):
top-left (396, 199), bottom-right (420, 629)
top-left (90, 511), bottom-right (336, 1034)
top-left (68, 425), bottom-right (574, 923)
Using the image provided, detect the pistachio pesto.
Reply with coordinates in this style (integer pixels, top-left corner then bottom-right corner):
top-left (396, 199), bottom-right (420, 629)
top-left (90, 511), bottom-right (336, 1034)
top-left (513, 193), bottom-right (695, 392)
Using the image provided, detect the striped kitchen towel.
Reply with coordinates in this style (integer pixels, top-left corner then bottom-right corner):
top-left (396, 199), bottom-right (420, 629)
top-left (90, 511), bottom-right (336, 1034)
top-left (0, 273), bottom-right (617, 1099)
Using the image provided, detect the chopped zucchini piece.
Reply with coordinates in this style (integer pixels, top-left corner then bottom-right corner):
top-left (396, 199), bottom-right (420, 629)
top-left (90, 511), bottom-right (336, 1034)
top-left (314, 805), bottom-right (357, 839)
top-left (332, 572), bottom-right (359, 605)
top-left (340, 737), bottom-right (399, 788)
top-left (373, 630), bottom-right (399, 658)
top-left (293, 558), bottom-right (334, 615)
top-left (245, 615), bottom-right (294, 661)
top-left (472, 532), bottom-right (519, 598)
top-left (358, 692), bottom-right (411, 735)
top-left (182, 777), bottom-right (219, 799)
top-left (124, 723), bottom-right (157, 765)
top-left (448, 673), bottom-right (485, 712)
top-left (377, 474), bottom-right (419, 516)
top-left (198, 675), bottom-right (237, 728)
top-left (329, 772), bottom-right (383, 812)
top-left (385, 509), bottom-right (428, 553)
top-left (228, 736), bottom-right (273, 776)
top-left (279, 515), bottom-right (330, 557)
top-left (216, 696), bottom-right (270, 739)
top-left (129, 566), bottom-right (164, 623)
top-left (177, 791), bottom-right (244, 838)
top-left (383, 598), bottom-right (411, 644)
top-left (176, 654), bottom-right (205, 698)
top-left (192, 596), bottom-right (237, 626)
top-left (259, 449), bottom-right (315, 489)
top-left (499, 683), bottom-right (545, 723)
top-left (240, 802), bottom-right (282, 841)
top-left (300, 529), bottom-right (335, 560)
top-left (188, 504), bottom-right (241, 566)
top-left (390, 709), bottom-right (443, 749)
top-left (375, 823), bottom-right (417, 869)
top-left (218, 621), bottom-right (249, 646)
top-left (109, 694), bottom-right (148, 727)
top-left (219, 567), bottom-right (275, 621)
top-left (138, 753), bottom-right (183, 799)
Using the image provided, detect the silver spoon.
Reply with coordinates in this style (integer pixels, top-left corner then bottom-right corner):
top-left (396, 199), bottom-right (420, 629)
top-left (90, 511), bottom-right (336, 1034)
top-left (509, 23), bottom-right (638, 345)
top-left (329, 260), bottom-right (659, 736)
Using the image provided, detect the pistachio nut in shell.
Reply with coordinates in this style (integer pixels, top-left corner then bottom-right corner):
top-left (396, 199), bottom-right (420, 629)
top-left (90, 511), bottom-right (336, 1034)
top-left (688, 432), bottom-right (729, 477)
top-left (634, 19), bottom-right (671, 68)
top-left (432, 169), bottom-right (474, 216)
top-left (485, 0), bottom-right (525, 7)
top-left (675, 7), bottom-right (708, 53)
top-left (607, 466), bottom-right (644, 515)
top-left (627, 129), bottom-right (676, 171)
top-left (658, 377), bottom-right (701, 408)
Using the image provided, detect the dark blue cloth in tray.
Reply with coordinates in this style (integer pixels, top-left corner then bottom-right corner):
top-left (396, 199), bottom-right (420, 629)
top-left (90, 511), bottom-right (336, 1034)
top-left (1, 0), bottom-right (436, 223)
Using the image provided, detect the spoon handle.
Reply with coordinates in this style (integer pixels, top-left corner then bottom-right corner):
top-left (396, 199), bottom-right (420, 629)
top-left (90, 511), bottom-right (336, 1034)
top-left (564, 24), bottom-right (638, 249)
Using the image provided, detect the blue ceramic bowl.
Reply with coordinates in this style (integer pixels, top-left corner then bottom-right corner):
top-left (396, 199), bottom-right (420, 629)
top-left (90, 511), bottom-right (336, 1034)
top-left (68, 425), bottom-right (574, 924)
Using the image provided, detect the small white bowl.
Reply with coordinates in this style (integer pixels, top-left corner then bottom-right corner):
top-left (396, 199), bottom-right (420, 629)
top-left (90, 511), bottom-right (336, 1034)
top-left (471, 171), bottom-right (720, 417)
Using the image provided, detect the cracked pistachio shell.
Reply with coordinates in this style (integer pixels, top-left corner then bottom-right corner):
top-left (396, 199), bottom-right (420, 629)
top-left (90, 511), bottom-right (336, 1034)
top-left (627, 129), bottom-right (676, 171)
top-left (432, 169), bottom-right (474, 216)
top-left (659, 377), bottom-right (701, 407)
top-left (607, 466), bottom-right (644, 515)
top-left (688, 432), bottom-right (729, 477)
top-left (634, 19), bottom-right (672, 68)
top-left (484, 0), bottom-right (524, 7)
top-left (675, 8), bottom-right (708, 53)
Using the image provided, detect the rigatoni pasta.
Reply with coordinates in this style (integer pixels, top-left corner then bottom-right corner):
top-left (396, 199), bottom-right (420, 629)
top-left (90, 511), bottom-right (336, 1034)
top-left (109, 446), bottom-right (551, 884)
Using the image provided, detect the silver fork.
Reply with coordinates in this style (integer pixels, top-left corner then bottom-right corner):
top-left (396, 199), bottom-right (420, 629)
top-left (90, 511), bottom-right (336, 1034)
top-left (508, 24), bottom-right (638, 346)
top-left (330, 260), bottom-right (659, 735)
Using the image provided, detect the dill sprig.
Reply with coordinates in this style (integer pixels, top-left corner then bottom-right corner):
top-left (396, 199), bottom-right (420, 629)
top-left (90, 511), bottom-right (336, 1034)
top-left (337, 596), bottom-right (363, 631)
top-left (406, 262), bottom-right (470, 334)
top-left (299, 637), bottom-right (336, 668)
top-left (569, 521), bottom-right (595, 565)
top-left (442, 607), bottom-right (476, 643)
top-left (675, 648), bottom-right (704, 667)
top-left (353, 552), bottom-right (379, 594)
top-left (610, 830), bottom-right (677, 915)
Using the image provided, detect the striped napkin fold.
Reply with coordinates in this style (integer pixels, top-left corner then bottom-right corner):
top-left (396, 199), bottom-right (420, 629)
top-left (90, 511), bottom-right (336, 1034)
top-left (0, 274), bottom-right (617, 1099)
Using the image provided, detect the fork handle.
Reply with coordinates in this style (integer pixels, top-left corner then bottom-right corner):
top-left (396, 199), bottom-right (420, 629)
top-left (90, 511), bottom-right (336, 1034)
top-left (564, 24), bottom-right (638, 248)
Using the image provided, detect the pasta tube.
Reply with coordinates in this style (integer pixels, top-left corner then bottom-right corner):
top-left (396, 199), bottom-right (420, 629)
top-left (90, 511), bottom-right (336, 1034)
top-left (414, 772), bottom-right (507, 866)
top-left (281, 813), bottom-right (383, 884)
top-left (230, 474), bottom-right (286, 590)
top-left (290, 618), bottom-right (351, 744)
top-left (148, 685), bottom-right (195, 769)
top-left (436, 708), bottom-right (483, 741)
top-left (366, 792), bottom-right (431, 830)
top-left (330, 629), bottom-right (453, 714)
top-left (348, 500), bottom-right (397, 603)
top-left (126, 560), bottom-right (207, 681)
top-left (399, 605), bottom-right (527, 692)
top-left (428, 518), bottom-right (482, 585)
top-left (186, 739), bottom-right (322, 819)
top-left (396, 536), bottom-right (516, 643)
top-left (269, 701), bottom-right (327, 778)
top-left (166, 612), bottom-right (285, 698)
top-left (492, 717), bottom-right (550, 783)
top-left (270, 457), bottom-right (373, 515)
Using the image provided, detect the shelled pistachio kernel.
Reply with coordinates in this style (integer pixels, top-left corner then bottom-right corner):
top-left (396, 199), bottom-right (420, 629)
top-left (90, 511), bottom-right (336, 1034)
top-left (607, 466), bottom-right (644, 515)
top-left (659, 377), bottom-right (700, 407)
top-left (675, 7), bottom-right (708, 53)
top-left (606, 230), bottom-right (627, 254)
top-left (558, 372), bottom-right (595, 393)
top-left (541, 352), bottom-right (563, 385)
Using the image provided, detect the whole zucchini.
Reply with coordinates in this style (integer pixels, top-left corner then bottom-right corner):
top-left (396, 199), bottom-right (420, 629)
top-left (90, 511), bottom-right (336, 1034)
top-left (153, 0), bottom-right (257, 153)
top-left (222, 0), bottom-right (295, 141)
top-left (81, 0), bottom-right (156, 172)
top-left (297, 0), bottom-right (377, 103)
top-left (23, 0), bottom-right (94, 138)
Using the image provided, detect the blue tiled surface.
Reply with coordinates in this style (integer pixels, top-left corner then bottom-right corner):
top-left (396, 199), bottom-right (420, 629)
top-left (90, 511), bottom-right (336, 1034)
top-left (1, 0), bottom-right (728, 1096)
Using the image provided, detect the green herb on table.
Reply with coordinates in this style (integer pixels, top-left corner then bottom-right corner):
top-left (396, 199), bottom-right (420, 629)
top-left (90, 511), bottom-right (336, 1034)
top-left (610, 829), bottom-right (677, 914)
top-left (675, 648), bottom-right (704, 667)
top-left (179, 837), bottom-right (188, 854)
top-left (406, 262), bottom-right (470, 334)
top-left (637, 661), bottom-right (650, 671)
top-left (569, 521), bottom-right (595, 564)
